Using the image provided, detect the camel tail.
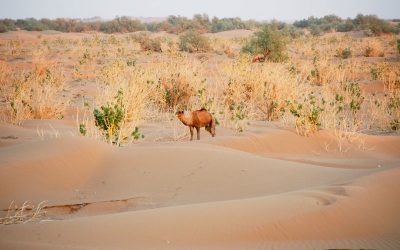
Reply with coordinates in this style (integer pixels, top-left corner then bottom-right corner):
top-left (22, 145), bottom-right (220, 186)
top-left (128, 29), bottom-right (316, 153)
top-left (210, 116), bottom-right (216, 137)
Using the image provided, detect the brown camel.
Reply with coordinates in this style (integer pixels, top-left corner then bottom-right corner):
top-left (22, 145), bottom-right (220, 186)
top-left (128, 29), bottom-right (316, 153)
top-left (175, 108), bottom-right (216, 140)
top-left (252, 53), bottom-right (265, 63)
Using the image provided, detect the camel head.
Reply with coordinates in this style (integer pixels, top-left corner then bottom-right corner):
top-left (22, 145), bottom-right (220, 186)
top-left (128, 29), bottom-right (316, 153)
top-left (175, 110), bottom-right (184, 117)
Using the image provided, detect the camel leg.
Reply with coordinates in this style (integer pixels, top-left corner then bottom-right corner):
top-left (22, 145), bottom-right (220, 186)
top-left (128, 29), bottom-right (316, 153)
top-left (189, 126), bottom-right (194, 141)
top-left (211, 125), bottom-right (215, 137)
top-left (205, 125), bottom-right (211, 134)
top-left (196, 127), bottom-right (200, 140)
top-left (206, 124), bottom-right (214, 137)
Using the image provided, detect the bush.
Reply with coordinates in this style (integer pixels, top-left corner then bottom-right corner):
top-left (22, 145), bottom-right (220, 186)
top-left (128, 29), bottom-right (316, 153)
top-left (285, 94), bottom-right (324, 136)
top-left (131, 33), bottom-right (162, 52)
top-left (92, 83), bottom-right (147, 145)
top-left (140, 37), bottom-right (162, 52)
top-left (336, 47), bottom-right (352, 59)
top-left (354, 14), bottom-right (394, 36)
top-left (179, 30), bottom-right (211, 53)
top-left (397, 39), bottom-right (400, 54)
top-left (93, 89), bottom-right (125, 145)
top-left (336, 19), bottom-right (355, 32)
top-left (309, 24), bottom-right (322, 36)
top-left (1, 64), bottom-right (66, 125)
top-left (157, 73), bottom-right (195, 110)
top-left (370, 67), bottom-right (381, 80)
top-left (211, 17), bottom-right (247, 32)
top-left (364, 46), bottom-right (374, 57)
top-left (241, 25), bottom-right (288, 62)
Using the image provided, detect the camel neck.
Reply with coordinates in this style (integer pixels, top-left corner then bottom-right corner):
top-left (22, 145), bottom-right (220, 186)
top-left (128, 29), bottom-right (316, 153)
top-left (179, 115), bottom-right (192, 126)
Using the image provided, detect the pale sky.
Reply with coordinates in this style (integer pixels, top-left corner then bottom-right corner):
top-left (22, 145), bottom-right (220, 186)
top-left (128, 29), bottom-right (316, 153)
top-left (0, 0), bottom-right (398, 21)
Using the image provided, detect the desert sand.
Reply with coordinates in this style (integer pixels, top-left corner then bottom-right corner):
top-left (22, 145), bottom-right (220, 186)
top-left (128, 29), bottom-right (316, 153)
top-left (0, 118), bottom-right (399, 250)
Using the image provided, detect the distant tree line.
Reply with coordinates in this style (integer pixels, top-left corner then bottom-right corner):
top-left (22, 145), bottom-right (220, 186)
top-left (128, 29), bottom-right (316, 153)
top-left (0, 14), bottom-right (398, 35)
top-left (293, 14), bottom-right (400, 35)
top-left (0, 14), bottom-right (259, 34)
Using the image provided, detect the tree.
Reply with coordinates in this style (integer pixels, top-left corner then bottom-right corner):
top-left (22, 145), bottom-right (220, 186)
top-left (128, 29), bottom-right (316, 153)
top-left (179, 30), bottom-right (211, 53)
top-left (242, 25), bottom-right (288, 62)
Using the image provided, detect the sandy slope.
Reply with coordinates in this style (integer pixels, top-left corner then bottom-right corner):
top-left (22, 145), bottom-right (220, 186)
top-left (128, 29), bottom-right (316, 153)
top-left (0, 121), bottom-right (399, 249)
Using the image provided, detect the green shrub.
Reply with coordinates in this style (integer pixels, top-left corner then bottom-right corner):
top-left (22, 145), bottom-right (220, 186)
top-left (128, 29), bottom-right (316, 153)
top-left (241, 25), bottom-right (288, 62)
top-left (336, 19), bottom-right (355, 32)
top-left (79, 124), bottom-right (87, 136)
top-left (131, 127), bottom-right (144, 140)
top-left (285, 94), bottom-right (324, 136)
top-left (397, 39), bottom-right (400, 54)
top-left (370, 67), bottom-right (380, 80)
top-left (330, 82), bottom-right (364, 127)
top-left (179, 30), bottom-right (211, 53)
top-left (211, 17), bottom-right (247, 32)
top-left (354, 14), bottom-right (394, 36)
top-left (387, 93), bottom-right (400, 130)
top-left (126, 58), bottom-right (136, 66)
top-left (93, 89), bottom-right (124, 144)
top-left (0, 23), bottom-right (8, 33)
top-left (336, 47), bottom-right (352, 59)
top-left (309, 24), bottom-right (322, 36)
top-left (343, 82), bottom-right (363, 119)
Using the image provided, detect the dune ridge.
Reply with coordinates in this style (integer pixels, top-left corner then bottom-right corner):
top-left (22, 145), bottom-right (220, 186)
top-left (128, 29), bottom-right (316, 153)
top-left (0, 121), bottom-right (399, 249)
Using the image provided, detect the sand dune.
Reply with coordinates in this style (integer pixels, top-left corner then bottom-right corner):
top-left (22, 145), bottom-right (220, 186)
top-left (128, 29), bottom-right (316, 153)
top-left (0, 119), bottom-right (399, 249)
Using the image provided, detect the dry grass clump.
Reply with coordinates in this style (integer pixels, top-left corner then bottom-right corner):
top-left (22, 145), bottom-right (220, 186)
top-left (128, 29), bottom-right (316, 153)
top-left (219, 55), bottom-right (297, 131)
top-left (5, 39), bottom-right (23, 60)
top-left (366, 90), bottom-right (400, 132)
top-left (78, 59), bottom-right (154, 144)
top-left (375, 63), bottom-right (400, 90)
top-left (149, 55), bottom-right (208, 111)
top-left (129, 33), bottom-right (163, 52)
top-left (0, 201), bottom-right (47, 225)
top-left (211, 38), bottom-right (236, 57)
top-left (156, 72), bottom-right (195, 110)
top-left (362, 38), bottom-right (384, 57)
top-left (0, 61), bottom-right (67, 125)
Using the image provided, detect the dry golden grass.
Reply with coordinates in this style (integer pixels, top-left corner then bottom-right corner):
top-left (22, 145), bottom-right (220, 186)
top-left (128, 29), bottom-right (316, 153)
top-left (0, 201), bottom-right (47, 225)
top-left (1, 30), bottom-right (398, 143)
top-left (0, 60), bottom-right (67, 124)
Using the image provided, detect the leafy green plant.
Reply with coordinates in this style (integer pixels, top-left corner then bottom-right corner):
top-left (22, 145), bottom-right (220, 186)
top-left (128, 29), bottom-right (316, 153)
top-left (329, 82), bottom-right (364, 129)
top-left (370, 67), bottom-right (380, 80)
top-left (93, 89), bottom-right (124, 144)
top-left (387, 93), bottom-right (400, 131)
top-left (131, 127), bottom-right (144, 140)
top-left (79, 123), bottom-right (87, 136)
top-left (126, 58), bottom-right (136, 67)
top-left (229, 101), bottom-right (247, 132)
top-left (286, 94), bottom-right (324, 136)
top-left (344, 82), bottom-right (363, 117)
